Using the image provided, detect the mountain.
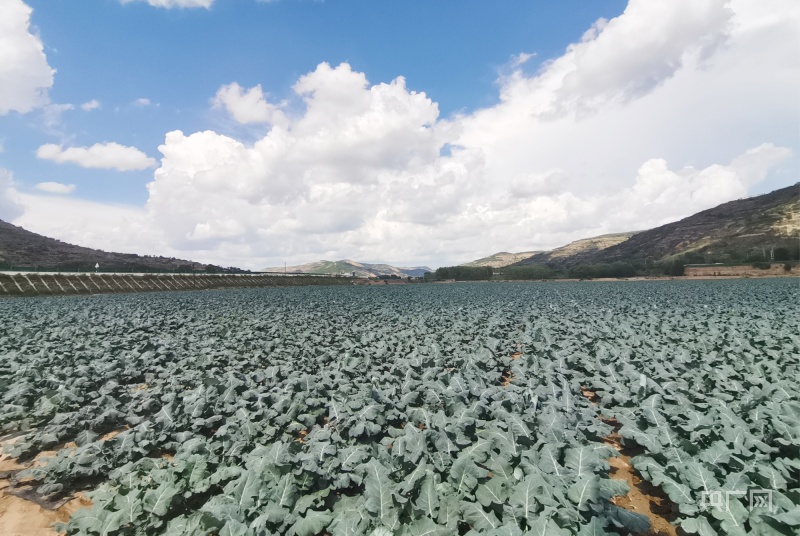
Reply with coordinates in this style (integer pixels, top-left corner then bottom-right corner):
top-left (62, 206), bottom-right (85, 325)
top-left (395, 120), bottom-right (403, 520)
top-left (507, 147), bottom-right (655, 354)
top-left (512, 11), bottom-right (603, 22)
top-left (461, 251), bottom-right (542, 268)
top-left (0, 219), bottom-right (228, 272)
top-left (262, 259), bottom-right (431, 278)
top-left (511, 232), bottom-right (638, 267)
top-left (465, 234), bottom-right (635, 269)
top-left (515, 183), bottom-right (799, 267)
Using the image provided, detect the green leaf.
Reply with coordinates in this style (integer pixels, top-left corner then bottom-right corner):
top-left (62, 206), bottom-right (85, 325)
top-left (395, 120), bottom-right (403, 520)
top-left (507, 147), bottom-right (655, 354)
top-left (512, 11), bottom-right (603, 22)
top-left (70, 509), bottom-right (124, 536)
top-left (568, 476), bottom-right (600, 511)
top-left (291, 510), bottom-right (332, 536)
top-left (75, 430), bottom-right (99, 447)
top-left (576, 517), bottom-right (612, 536)
top-left (537, 443), bottom-right (564, 476)
top-left (220, 519), bottom-right (251, 536)
top-left (415, 472), bottom-right (440, 518)
top-left (408, 517), bottom-right (455, 536)
top-left (565, 446), bottom-right (602, 478)
top-left (183, 454), bottom-right (210, 493)
top-left (508, 475), bottom-right (540, 519)
top-left (598, 478), bottom-right (628, 500)
top-left (527, 514), bottom-right (571, 536)
top-left (251, 503), bottom-right (289, 527)
top-left (328, 496), bottom-right (367, 536)
top-left (143, 481), bottom-right (179, 517)
top-left (460, 501), bottom-right (500, 530)
top-left (681, 517), bottom-right (719, 536)
top-left (604, 504), bottom-right (651, 533)
top-left (294, 488), bottom-right (329, 514)
top-left (437, 493), bottom-right (460, 529)
top-left (114, 490), bottom-right (143, 526)
top-left (682, 460), bottom-right (721, 492)
top-left (710, 496), bottom-right (749, 536)
top-left (273, 473), bottom-right (298, 509)
top-left (399, 460), bottom-right (428, 495)
top-left (361, 459), bottom-right (396, 526)
top-left (449, 454), bottom-right (486, 494)
top-left (476, 477), bottom-right (507, 507)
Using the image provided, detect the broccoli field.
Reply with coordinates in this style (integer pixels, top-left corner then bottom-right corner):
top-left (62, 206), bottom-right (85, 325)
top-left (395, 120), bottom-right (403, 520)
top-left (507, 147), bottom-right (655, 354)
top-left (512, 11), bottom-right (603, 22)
top-left (0, 279), bottom-right (798, 536)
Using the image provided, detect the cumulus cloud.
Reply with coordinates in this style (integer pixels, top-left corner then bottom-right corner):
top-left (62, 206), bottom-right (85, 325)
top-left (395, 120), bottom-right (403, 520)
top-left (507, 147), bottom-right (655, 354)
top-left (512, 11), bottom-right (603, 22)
top-left (0, 0), bottom-right (54, 115)
top-left (133, 98), bottom-right (152, 107)
top-left (37, 142), bottom-right (157, 171)
top-left (138, 0), bottom-right (795, 268)
top-left (458, 0), bottom-right (799, 198)
top-left (81, 99), bottom-right (101, 111)
top-left (212, 83), bottom-right (287, 126)
top-left (120, 0), bottom-right (213, 8)
top-left (0, 168), bottom-right (24, 221)
top-left (35, 181), bottom-right (76, 194)
top-left (553, 143), bottom-right (793, 234)
top-left (147, 62), bottom-right (448, 249)
top-left (498, 0), bottom-right (734, 118)
top-left (14, 193), bottom-right (170, 257)
top-left (17, 0), bottom-right (799, 269)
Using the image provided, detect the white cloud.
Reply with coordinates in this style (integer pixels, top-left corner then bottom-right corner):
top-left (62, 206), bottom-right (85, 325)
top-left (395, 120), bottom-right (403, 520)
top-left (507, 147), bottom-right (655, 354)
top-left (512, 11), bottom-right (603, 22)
top-left (0, 168), bottom-right (24, 221)
top-left (120, 0), bottom-right (213, 9)
top-left (496, 0), bottom-right (734, 118)
top-left (0, 0), bottom-right (54, 115)
top-left (81, 99), bottom-right (101, 111)
top-left (37, 142), bottom-right (157, 171)
top-left (133, 98), bottom-right (152, 107)
top-left (143, 0), bottom-right (800, 268)
top-left (39, 102), bottom-right (74, 133)
top-left (35, 181), bottom-right (76, 194)
top-left (458, 0), bottom-right (799, 197)
top-left (212, 83), bottom-right (287, 126)
top-left (146, 62), bottom-right (448, 252)
top-left (15, 0), bottom-right (799, 269)
top-left (14, 193), bottom-right (169, 256)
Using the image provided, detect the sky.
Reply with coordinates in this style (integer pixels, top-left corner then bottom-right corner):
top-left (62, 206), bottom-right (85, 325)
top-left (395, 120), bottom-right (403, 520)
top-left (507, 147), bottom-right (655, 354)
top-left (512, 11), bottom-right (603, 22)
top-left (0, 0), bottom-right (797, 270)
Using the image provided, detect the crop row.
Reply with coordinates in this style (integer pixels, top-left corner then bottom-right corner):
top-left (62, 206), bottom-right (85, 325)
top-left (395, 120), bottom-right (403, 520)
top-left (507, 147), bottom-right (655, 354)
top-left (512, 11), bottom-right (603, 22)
top-left (0, 279), bottom-right (797, 535)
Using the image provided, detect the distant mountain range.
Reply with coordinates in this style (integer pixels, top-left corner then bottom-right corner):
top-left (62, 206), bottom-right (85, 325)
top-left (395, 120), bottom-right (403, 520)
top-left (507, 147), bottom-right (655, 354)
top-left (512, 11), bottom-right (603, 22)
top-left (462, 233), bottom-right (638, 268)
top-left (509, 232), bottom-right (638, 267)
top-left (0, 219), bottom-right (228, 272)
top-left (262, 259), bottom-right (432, 278)
top-left (462, 183), bottom-right (798, 269)
top-left (461, 251), bottom-right (543, 268)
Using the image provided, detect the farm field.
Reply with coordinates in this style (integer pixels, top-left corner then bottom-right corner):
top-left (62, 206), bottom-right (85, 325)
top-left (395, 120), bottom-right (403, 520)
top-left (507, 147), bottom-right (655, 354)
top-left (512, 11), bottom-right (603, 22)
top-left (0, 280), bottom-right (798, 536)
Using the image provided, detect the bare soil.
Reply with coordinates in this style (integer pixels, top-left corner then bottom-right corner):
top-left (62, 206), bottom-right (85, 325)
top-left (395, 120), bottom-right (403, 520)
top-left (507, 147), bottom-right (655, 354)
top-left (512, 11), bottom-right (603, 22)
top-left (0, 436), bottom-right (100, 535)
top-left (581, 388), bottom-right (682, 536)
top-left (603, 418), bottom-right (680, 536)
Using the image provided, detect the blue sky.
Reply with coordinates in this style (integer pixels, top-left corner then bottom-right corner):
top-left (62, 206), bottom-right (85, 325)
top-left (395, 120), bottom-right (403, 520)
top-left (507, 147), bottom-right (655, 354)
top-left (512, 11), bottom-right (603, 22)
top-left (1, 0), bottom-right (797, 268)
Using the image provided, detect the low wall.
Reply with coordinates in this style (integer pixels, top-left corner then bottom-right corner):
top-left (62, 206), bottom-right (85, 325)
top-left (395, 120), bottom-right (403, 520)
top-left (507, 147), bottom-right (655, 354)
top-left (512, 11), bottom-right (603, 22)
top-left (0, 273), bottom-right (354, 297)
top-left (684, 263), bottom-right (795, 277)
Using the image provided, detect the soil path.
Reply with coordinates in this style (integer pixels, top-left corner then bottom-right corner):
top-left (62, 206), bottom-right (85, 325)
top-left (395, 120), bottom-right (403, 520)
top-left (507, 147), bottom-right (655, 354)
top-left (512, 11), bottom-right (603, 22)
top-left (581, 388), bottom-right (680, 536)
top-left (0, 438), bottom-right (95, 536)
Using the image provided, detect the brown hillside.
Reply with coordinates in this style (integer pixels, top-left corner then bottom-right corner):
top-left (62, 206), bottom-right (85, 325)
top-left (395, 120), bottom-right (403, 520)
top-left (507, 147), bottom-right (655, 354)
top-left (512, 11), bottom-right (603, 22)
top-left (0, 219), bottom-right (225, 272)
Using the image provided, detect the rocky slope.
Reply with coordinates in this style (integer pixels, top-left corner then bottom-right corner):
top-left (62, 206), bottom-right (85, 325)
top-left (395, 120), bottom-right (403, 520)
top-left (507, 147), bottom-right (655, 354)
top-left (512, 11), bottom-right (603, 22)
top-left (511, 233), bottom-right (637, 267)
top-left (461, 251), bottom-right (542, 268)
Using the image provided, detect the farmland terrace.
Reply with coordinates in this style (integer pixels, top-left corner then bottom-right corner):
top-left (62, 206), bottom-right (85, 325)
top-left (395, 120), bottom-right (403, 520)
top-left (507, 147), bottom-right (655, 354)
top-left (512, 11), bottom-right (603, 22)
top-left (0, 272), bottom-right (354, 297)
